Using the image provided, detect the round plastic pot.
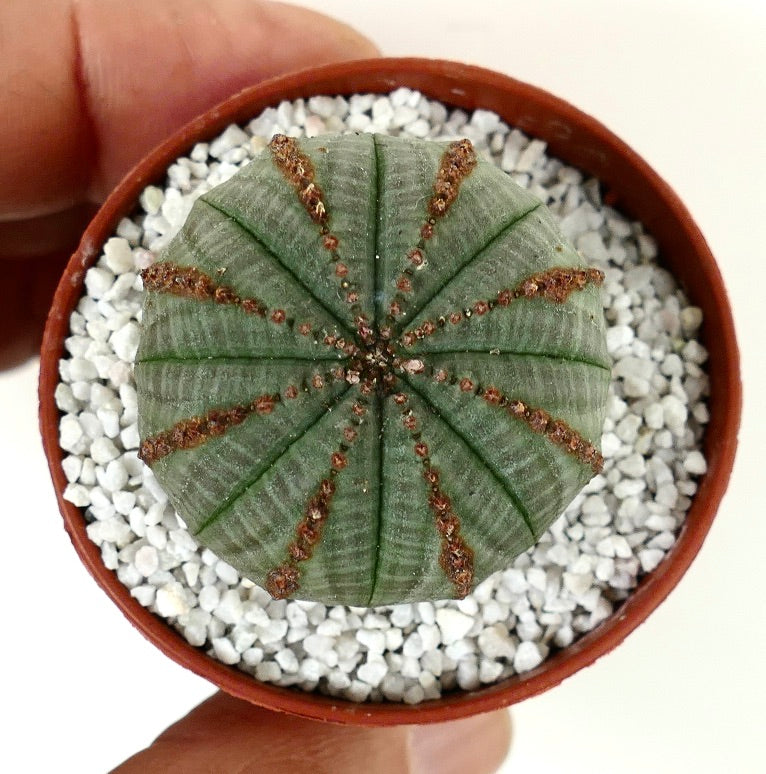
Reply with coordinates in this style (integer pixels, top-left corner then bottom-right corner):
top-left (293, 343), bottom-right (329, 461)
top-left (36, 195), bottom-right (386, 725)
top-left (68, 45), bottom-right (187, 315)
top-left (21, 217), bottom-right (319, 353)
top-left (39, 58), bottom-right (741, 726)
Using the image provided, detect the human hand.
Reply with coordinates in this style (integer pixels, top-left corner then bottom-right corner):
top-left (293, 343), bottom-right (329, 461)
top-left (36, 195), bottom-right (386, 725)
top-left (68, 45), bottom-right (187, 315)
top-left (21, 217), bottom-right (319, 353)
top-left (3, 1), bottom-right (511, 770)
top-left (114, 691), bottom-right (510, 773)
top-left (0, 0), bottom-right (377, 368)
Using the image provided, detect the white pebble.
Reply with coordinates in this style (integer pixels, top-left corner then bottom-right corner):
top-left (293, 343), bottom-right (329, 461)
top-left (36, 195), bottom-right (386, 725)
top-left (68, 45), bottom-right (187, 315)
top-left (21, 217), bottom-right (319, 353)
top-left (63, 483), bottom-right (90, 507)
top-left (404, 118), bottom-right (430, 138)
top-left (639, 549), bottom-right (665, 573)
top-left (402, 632), bottom-right (425, 659)
top-left (563, 571), bottom-right (593, 597)
top-left (357, 657), bottom-right (388, 687)
top-left (215, 560), bottom-right (239, 585)
top-left (140, 185), bottom-right (164, 214)
top-left (243, 601), bottom-right (269, 627)
top-left (59, 416), bottom-right (84, 453)
top-left (403, 684), bottom-right (426, 704)
top-left (624, 264), bottom-right (653, 290)
top-left (307, 95), bottom-right (336, 118)
top-left (416, 601), bottom-right (436, 625)
top-left (616, 415), bottom-right (642, 444)
top-left (100, 458), bottom-right (128, 492)
top-left (303, 634), bottom-right (335, 659)
top-left (316, 618), bottom-right (343, 637)
top-left (131, 585), bottom-right (156, 607)
top-left (182, 561), bottom-right (199, 587)
top-left (110, 322), bottom-right (140, 362)
top-left (656, 483), bottom-right (679, 508)
top-left (61, 455), bottom-right (83, 483)
top-left (69, 357), bottom-right (99, 382)
top-left (103, 237), bottom-right (135, 273)
top-left (255, 662), bottom-right (281, 682)
top-left (661, 395), bottom-right (688, 434)
top-left (346, 681), bottom-right (372, 703)
top-left (600, 432), bottom-right (621, 457)
top-left (155, 582), bottom-right (190, 618)
top-left (90, 437), bottom-right (119, 464)
top-left (478, 625), bottom-right (516, 660)
top-left (479, 659), bottom-right (504, 684)
top-left (347, 113), bottom-right (371, 132)
top-left (198, 585), bottom-right (220, 613)
top-left (385, 628), bottom-right (403, 651)
top-left (389, 605), bottom-right (413, 628)
top-left (257, 619), bottom-right (288, 645)
top-left (84, 267), bottom-right (115, 299)
top-left (646, 514), bottom-right (677, 532)
top-left (145, 524), bottom-right (167, 550)
top-left (516, 139), bottom-right (546, 172)
top-left (209, 124), bottom-right (249, 159)
top-left (212, 637), bottom-right (240, 665)
top-left (215, 589), bottom-right (244, 624)
top-left (418, 623), bottom-right (441, 651)
top-left (435, 608), bottom-right (474, 645)
top-left (683, 450), bottom-right (708, 475)
top-left (134, 545), bottom-right (159, 577)
top-left (304, 115), bottom-right (325, 138)
top-left (606, 324), bottom-right (634, 352)
top-left (513, 641), bottom-right (543, 672)
top-left (680, 306), bottom-right (703, 333)
top-left (275, 648), bottom-right (299, 673)
top-left (356, 629), bottom-right (385, 654)
top-left (456, 660), bottom-right (481, 690)
top-left (242, 648), bottom-right (264, 667)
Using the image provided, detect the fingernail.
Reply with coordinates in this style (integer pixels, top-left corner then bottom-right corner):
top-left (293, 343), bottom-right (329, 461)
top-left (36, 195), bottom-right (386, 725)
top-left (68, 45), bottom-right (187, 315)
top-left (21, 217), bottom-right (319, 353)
top-left (408, 710), bottom-right (512, 774)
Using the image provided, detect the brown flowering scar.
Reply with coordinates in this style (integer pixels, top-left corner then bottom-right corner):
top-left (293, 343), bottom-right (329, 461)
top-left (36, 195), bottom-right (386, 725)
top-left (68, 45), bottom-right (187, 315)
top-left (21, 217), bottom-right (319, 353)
top-left (399, 267), bottom-right (605, 345)
top-left (269, 133), bottom-right (369, 330)
top-left (141, 261), bottom-right (353, 356)
top-left (387, 139), bottom-right (478, 324)
top-left (266, 395), bottom-right (368, 599)
top-left (392, 391), bottom-right (474, 598)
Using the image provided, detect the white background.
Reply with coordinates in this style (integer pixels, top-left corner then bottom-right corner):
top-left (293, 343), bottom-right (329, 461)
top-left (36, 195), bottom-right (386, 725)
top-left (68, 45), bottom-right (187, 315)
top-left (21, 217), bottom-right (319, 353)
top-left (2, 1), bottom-right (764, 771)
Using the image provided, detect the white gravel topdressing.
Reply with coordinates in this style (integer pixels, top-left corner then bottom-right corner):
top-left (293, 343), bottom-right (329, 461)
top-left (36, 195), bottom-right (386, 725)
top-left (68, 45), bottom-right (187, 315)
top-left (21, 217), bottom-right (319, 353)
top-left (57, 88), bottom-right (709, 704)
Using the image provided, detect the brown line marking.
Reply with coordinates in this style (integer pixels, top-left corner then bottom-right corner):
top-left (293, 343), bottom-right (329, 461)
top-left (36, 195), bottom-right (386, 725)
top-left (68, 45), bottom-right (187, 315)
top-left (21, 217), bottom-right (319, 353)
top-left (141, 261), bottom-right (358, 357)
top-left (268, 134), bottom-right (368, 323)
top-left (265, 391), bottom-right (370, 600)
top-left (142, 262), bottom-right (265, 316)
top-left (426, 138), bottom-right (478, 223)
top-left (391, 391), bottom-right (475, 599)
top-left (139, 366), bottom-right (350, 466)
top-left (420, 367), bottom-right (604, 474)
top-left (387, 139), bottom-right (478, 325)
top-left (399, 266), bottom-right (604, 346)
top-left (268, 134), bottom-right (329, 227)
top-left (139, 393), bottom-right (280, 465)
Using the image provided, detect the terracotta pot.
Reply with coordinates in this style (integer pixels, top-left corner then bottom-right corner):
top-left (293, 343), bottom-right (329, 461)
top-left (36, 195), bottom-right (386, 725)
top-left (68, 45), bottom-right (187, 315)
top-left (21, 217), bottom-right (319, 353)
top-left (39, 58), bottom-right (741, 725)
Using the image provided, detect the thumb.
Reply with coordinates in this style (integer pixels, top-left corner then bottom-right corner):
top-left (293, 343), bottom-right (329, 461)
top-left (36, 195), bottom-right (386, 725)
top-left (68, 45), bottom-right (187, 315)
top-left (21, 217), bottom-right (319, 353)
top-left (112, 692), bottom-right (512, 774)
top-left (0, 0), bottom-right (377, 369)
top-left (1, 0), bottom-right (379, 221)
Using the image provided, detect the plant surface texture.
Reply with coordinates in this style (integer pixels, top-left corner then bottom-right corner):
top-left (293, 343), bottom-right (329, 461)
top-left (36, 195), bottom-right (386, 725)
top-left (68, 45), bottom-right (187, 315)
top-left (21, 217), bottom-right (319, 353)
top-left (136, 133), bottom-right (610, 606)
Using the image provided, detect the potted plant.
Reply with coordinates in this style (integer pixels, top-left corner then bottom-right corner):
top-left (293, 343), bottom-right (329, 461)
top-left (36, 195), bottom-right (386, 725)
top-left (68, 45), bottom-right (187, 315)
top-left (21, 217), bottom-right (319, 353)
top-left (39, 58), bottom-right (740, 725)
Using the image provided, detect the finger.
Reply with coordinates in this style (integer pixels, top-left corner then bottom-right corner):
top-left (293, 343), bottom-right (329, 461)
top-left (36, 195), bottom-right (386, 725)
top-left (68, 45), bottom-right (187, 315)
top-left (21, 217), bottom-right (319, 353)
top-left (0, 0), bottom-right (378, 221)
top-left (112, 692), bottom-right (512, 774)
top-left (0, 0), bottom-right (377, 368)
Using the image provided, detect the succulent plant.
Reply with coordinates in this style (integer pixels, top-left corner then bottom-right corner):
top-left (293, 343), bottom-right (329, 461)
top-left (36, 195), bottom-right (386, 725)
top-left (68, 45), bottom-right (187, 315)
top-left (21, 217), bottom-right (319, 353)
top-left (135, 132), bottom-right (610, 607)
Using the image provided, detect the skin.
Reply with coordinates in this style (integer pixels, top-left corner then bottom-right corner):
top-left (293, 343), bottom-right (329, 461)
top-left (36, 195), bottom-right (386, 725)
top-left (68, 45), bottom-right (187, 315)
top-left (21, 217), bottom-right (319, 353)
top-left (0, 0), bottom-right (377, 367)
top-left (2, 1), bottom-right (512, 770)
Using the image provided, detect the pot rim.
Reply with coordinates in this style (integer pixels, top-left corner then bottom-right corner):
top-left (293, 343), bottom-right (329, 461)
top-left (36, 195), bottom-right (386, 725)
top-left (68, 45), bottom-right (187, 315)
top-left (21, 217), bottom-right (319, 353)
top-left (39, 57), bottom-right (741, 726)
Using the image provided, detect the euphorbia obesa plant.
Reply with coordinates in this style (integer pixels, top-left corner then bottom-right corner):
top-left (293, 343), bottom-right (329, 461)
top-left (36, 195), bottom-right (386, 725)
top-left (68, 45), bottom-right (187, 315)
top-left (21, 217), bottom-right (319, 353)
top-left (135, 132), bottom-right (610, 606)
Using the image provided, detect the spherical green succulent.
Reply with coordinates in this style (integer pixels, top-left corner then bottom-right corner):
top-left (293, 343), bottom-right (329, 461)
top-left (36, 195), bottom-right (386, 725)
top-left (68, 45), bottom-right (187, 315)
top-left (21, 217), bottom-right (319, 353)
top-left (135, 132), bottom-right (610, 606)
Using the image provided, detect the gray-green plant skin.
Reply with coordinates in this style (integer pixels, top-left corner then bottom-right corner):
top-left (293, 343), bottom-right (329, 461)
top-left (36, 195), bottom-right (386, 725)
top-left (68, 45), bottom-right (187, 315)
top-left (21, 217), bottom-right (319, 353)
top-left (135, 132), bottom-right (610, 607)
